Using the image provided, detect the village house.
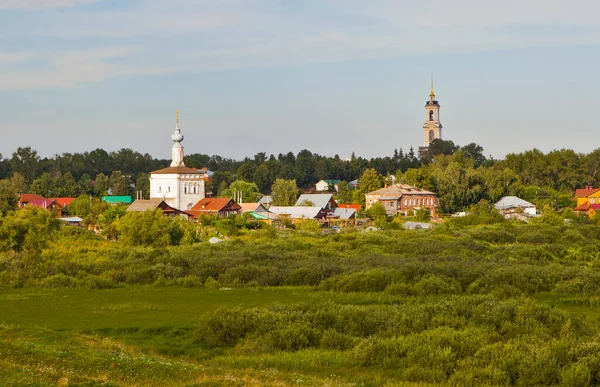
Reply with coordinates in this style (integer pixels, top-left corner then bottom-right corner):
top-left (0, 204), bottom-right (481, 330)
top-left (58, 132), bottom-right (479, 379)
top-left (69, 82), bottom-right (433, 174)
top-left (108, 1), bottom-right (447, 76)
top-left (315, 179), bottom-right (341, 192)
top-left (574, 186), bottom-right (600, 217)
top-left (365, 184), bottom-right (438, 216)
top-left (295, 194), bottom-right (337, 212)
top-left (127, 199), bottom-right (190, 218)
top-left (188, 198), bottom-right (242, 219)
top-left (268, 206), bottom-right (327, 221)
top-left (494, 196), bottom-right (536, 220)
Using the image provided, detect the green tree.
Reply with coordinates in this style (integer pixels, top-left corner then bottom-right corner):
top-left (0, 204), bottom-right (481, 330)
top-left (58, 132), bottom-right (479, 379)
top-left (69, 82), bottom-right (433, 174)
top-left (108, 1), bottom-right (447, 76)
top-left (10, 147), bottom-right (40, 184)
top-left (271, 179), bottom-right (299, 206)
top-left (253, 164), bottom-right (273, 194)
top-left (77, 173), bottom-right (94, 196)
top-left (109, 171), bottom-right (130, 196)
top-left (135, 173), bottom-right (150, 200)
top-left (0, 179), bottom-right (18, 214)
top-left (94, 173), bottom-right (109, 197)
top-left (336, 181), bottom-right (352, 204)
top-left (359, 168), bottom-right (383, 196)
top-left (58, 172), bottom-right (78, 197)
top-left (0, 207), bottom-right (60, 253)
top-left (117, 209), bottom-right (184, 247)
top-left (221, 180), bottom-right (261, 203)
top-left (365, 202), bottom-right (387, 228)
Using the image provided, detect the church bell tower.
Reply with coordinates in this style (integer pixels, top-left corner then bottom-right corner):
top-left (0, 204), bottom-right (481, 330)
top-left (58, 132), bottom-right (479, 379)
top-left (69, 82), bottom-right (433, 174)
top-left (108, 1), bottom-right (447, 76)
top-left (419, 78), bottom-right (443, 157)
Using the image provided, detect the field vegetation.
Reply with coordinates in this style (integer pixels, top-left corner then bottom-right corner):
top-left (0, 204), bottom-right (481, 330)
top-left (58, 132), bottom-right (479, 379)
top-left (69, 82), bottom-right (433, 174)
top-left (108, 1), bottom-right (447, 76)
top-left (2, 210), bottom-right (600, 385)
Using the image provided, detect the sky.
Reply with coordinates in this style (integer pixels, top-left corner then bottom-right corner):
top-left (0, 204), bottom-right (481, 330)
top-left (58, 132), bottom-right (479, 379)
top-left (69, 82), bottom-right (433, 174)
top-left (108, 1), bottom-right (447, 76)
top-left (1, 0), bottom-right (600, 161)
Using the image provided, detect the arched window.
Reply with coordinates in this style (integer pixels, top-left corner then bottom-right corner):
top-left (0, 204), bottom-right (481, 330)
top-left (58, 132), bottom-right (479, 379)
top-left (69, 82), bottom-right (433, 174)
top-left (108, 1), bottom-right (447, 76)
top-left (429, 130), bottom-right (435, 143)
top-left (158, 186), bottom-right (161, 193)
top-left (167, 186), bottom-right (171, 193)
top-left (429, 110), bottom-right (434, 121)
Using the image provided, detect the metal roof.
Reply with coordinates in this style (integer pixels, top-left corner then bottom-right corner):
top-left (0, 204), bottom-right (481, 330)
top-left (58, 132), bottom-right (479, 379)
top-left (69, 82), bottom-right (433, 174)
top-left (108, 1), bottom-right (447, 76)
top-left (331, 208), bottom-right (356, 219)
top-left (295, 194), bottom-right (334, 209)
top-left (494, 196), bottom-right (535, 210)
top-left (269, 206), bottom-right (322, 219)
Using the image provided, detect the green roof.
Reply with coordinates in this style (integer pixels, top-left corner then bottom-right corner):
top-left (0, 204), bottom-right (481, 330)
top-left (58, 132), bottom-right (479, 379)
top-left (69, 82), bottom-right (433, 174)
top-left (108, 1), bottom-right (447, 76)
top-left (102, 196), bottom-right (133, 204)
top-left (324, 180), bottom-right (342, 184)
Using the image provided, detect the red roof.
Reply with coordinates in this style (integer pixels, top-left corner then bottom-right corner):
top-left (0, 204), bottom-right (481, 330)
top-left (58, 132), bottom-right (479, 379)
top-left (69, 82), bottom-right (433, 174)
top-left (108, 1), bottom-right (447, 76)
top-left (28, 199), bottom-right (55, 209)
top-left (49, 197), bottom-right (76, 207)
top-left (190, 198), bottom-right (240, 212)
top-left (337, 203), bottom-right (362, 210)
top-left (575, 187), bottom-right (600, 198)
top-left (19, 193), bottom-right (45, 204)
top-left (575, 202), bottom-right (590, 211)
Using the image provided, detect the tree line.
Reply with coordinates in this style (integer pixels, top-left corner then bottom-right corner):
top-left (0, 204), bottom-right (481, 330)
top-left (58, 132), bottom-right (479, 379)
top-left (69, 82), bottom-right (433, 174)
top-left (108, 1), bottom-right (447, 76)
top-left (2, 139), bottom-right (600, 213)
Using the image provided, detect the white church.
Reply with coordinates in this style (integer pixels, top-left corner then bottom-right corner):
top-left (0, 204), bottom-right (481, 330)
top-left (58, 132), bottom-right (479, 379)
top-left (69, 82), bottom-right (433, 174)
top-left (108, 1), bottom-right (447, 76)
top-left (149, 113), bottom-right (207, 211)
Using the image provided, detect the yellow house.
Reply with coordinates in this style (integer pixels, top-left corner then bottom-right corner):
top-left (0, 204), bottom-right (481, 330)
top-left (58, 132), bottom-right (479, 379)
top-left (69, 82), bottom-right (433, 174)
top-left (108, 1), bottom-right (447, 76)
top-left (575, 186), bottom-right (600, 216)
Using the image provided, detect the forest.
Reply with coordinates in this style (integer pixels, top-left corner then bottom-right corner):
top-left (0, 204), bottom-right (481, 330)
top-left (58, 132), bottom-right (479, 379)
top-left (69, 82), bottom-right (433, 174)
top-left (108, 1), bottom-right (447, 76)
top-left (1, 139), bottom-right (599, 214)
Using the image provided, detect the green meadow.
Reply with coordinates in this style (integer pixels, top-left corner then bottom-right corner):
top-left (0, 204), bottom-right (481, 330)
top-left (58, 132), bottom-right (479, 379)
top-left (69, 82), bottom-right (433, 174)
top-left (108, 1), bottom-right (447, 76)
top-left (5, 221), bottom-right (600, 385)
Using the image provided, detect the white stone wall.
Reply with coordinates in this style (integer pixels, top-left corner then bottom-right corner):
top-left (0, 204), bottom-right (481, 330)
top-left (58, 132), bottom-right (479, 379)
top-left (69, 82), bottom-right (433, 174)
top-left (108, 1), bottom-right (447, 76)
top-left (150, 173), bottom-right (206, 210)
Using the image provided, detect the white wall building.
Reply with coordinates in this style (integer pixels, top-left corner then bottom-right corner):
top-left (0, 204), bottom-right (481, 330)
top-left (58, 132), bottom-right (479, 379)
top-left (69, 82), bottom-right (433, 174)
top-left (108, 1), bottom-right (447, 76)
top-left (149, 113), bottom-right (206, 211)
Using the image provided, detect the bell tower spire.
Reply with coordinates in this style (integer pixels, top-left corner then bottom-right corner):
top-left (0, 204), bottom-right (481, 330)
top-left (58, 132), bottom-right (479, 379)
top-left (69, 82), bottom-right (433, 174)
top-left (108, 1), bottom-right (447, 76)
top-left (170, 110), bottom-right (185, 167)
top-left (419, 79), bottom-right (443, 157)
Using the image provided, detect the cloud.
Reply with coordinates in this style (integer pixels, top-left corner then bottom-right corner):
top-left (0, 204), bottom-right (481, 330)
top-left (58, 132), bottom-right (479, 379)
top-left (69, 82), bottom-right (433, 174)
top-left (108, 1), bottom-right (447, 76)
top-left (0, 0), bottom-right (103, 9)
top-left (0, 46), bottom-right (183, 90)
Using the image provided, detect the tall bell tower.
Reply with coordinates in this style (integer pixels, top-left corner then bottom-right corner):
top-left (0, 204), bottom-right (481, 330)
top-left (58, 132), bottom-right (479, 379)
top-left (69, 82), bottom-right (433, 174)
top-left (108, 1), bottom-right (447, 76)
top-left (419, 78), bottom-right (443, 157)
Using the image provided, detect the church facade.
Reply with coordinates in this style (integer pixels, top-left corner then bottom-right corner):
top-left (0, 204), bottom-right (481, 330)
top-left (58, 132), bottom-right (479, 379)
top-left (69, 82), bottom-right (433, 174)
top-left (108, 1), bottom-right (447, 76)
top-left (149, 113), bottom-right (206, 211)
top-left (418, 79), bottom-right (443, 157)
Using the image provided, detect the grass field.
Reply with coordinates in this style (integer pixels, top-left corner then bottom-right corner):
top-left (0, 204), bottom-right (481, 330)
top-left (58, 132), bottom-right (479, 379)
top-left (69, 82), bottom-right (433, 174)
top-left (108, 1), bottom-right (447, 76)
top-left (1, 285), bottom-right (600, 386)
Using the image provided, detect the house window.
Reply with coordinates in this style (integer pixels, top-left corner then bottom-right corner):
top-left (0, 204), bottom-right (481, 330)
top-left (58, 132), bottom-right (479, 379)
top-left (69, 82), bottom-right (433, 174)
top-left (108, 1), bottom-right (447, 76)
top-left (167, 186), bottom-right (171, 193)
top-left (158, 186), bottom-right (161, 193)
top-left (592, 197), bottom-right (596, 204)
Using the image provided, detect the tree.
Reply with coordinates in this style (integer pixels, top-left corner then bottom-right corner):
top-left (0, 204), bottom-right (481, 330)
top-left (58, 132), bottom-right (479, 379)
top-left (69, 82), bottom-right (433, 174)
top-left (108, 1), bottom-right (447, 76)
top-left (0, 179), bottom-right (18, 214)
top-left (337, 181), bottom-right (352, 204)
top-left (135, 173), bottom-right (150, 200)
top-left (0, 207), bottom-right (60, 253)
top-left (109, 171), bottom-right (130, 196)
top-left (271, 179), bottom-right (299, 206)
top-left (10, 147), bottom-right (40, 184)
top-left (94, 173), bottom-right (110, 197)
top-left (295, 149), bottom-right (316, 187)
top-left (117, 209), bottom-right (184, 247)
top-left (221, 180), bottom-right (261, 203)
top-left (77, 173), bottom-right (94, 196)
top-left (365, 202), bottom-right (387, 228)
top-left (359, 168), bottom-right (384, 196)
top-left (253, 164), bottom-right (273, 194)
top-left (58, 172), bottom-right (78, 197)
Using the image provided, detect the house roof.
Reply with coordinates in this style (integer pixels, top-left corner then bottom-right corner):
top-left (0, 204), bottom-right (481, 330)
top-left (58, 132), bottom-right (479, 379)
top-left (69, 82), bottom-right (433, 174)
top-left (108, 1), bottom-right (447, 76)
top-left (378, 194), bottom-right (403, 201)
top-left (58, 216), bottom-right (83, 223)
top-left (259, 196), bottom-right (273, 205)
top-left (49, 197), bottom-right (76, 207)
top-left (295, 194), bottom-right (335, 209)
top-left (575, 202), bottom-right (590, 211)
top-left (494, 196), bottom-right (535, 210)
top-left (269, 206), bottom-right (323, 219)
top-left (331, 207), bottom-right (356, 219)
top-left (190, 197), bottom-right (240, 212)
top-left (337, 203), bottom-right (361, 210)
top-left (319, 179), bottom-right (342, 185)
top-left (20, 193), bottom-right (45, 203)
top-left (150, 166), bottom-right (203, 175)
top-left (240, 203), bottom-right (268, 213)
top-left (126, 199), bottom-right (166, 212)
top-left (349, 179), bottom-right (359, 186)
top-left (28, 199), bottom-right (55, 209)
top-left (102, 196), bottom-right (133, 204)
top-left (366, 184), bottom-right (436, 197)
top-left (576, 187), bottom-right (600, 198)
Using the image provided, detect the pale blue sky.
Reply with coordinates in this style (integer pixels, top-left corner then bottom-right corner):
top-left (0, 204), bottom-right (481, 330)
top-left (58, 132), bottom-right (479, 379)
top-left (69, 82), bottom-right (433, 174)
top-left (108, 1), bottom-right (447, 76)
top-left (1, 0), bottom-right (599, 160)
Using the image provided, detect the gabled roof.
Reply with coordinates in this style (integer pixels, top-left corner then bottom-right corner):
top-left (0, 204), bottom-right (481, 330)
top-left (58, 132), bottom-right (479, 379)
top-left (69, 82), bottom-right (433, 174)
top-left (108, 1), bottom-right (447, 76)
top-left (318, 179), bottom-right (342, 185)
top-left (240, 203), bottom-right (269, 213)
top-left (330, 207), bottom-right (356, 219)
top-left (494, 196), bottom-right (535, 210)
top-left (19, 193), bottom-right (45, 203)
top-left (259, 196), bottom-right (273, 205)
top-left (151, 166), bottom-right (203, 175)
top-left (28, 199), bottom-right (55, 209)
top-left (337, 203), bottom-right (361, 210)
top-left (49, 197), bottom-right (76, 207)
top-left (575, 202), bottom-right (590, 211)
top-left (269, 206), bottom-right (323, 219)
top-left (576, 187), bottom-right (600, 198)
top-left (295, 194), bottom-right (335, 209)
top-left (366, 184), bottom-right (436, 197)
top-left (191, 198), bottom-right (241, 212)
top-left (126, 199), bottom-right (166, 212)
